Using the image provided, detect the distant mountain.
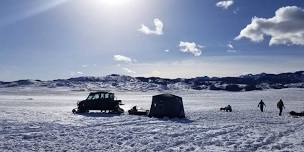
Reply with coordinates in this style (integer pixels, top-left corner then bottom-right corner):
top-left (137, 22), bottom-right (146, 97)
top-left (1, 71), bottom-right (304, 92)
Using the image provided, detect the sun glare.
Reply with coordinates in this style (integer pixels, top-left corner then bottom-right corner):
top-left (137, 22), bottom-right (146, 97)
top-left (100, 0), bottom-right (130, 6)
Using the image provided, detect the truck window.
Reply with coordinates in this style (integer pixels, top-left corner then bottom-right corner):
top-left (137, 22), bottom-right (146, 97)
top-left (92, 93), bottom-right (100, 100)
top-left (87, 94), bottom-right (94, 100)
top-left (104, 93), bottom-right (109, 99)
top-left (100, 93), bottom-right (105, 99)
top-left (109, 94), bottom-right (114, 99)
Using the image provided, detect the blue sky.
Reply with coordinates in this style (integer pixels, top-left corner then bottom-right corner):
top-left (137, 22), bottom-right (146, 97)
top-left (0, 0), bottom-right (304, 81)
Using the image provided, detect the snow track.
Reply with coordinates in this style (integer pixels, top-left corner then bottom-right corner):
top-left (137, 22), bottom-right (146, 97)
top-left (1, 88), bottom-right (304, 151)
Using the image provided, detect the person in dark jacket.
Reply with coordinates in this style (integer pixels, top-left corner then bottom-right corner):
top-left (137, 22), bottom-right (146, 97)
top-left (258, 100), bottom-right (266, 112)
top-left (225, 105), bottom-right (232, 112)
top-left (277, 99), bottom-right (285, 116)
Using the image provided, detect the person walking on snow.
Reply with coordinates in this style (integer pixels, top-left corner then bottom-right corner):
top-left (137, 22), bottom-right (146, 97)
top-left (277, 99), bottom-right (285, 116)
top-left (258, 100), bottom-right (266, 112)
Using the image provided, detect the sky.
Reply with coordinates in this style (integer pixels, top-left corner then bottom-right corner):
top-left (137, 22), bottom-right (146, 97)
top-left (0, 0), bottom-right (304, 81)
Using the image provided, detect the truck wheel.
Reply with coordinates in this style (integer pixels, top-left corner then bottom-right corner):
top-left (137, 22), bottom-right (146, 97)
top-left (116, 107), bottom-right (124, 113)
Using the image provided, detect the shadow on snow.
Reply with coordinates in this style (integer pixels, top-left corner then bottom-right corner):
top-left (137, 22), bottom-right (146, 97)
top-left (75, 112), bottom-right (122, 117)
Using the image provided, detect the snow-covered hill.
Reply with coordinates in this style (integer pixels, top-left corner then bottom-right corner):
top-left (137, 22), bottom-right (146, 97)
top-left (1, 71), bottom-right (304, 92)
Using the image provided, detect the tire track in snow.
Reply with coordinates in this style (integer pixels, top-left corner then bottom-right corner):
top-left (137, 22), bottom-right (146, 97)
top-left (259, 120), bottom-right (304, 151)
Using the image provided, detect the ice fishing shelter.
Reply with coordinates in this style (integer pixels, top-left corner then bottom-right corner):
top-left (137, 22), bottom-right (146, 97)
top-left (148, 94), bottom-right (185, 118)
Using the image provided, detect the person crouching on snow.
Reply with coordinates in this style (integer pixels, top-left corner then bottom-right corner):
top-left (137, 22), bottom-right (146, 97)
top-left (258, 100), bottom-right (266, 112)
top-left (225, 105), bottom-right (232, 112)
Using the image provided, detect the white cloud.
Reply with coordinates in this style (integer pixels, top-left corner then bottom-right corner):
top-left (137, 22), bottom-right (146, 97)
top-left (226, 43), bottom-right (237, 53)
top-left (233, 8), bottom-right (239, 14)
top-left (122, 67), bottom-right (136, 74)
top-left (70, 71), bottom-right (85, 77)
top-left (216, 0), bottom-right (234, 9)
top-left (227, 43), bottom-right (234, 49)
top-left (226, 43), bottom-right (238, 53)
top-left (138, 18), bottom-right (163, 35)
top-left (178, 41), bottom-right (204, 56)
top-left (164, 49), bottom-right (170, 53)
top-left (113, 55), bottom-right (133, 63)
top-left (81, 65), bottom-right (88, 68)
top-left (235, 6), bottom-right (304, 46)
top-left (226, 49), bottom-right (238, 53)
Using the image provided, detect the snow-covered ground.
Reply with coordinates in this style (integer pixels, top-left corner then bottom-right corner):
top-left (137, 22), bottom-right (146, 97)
top-left (0, 88), bottom-right (304, 151)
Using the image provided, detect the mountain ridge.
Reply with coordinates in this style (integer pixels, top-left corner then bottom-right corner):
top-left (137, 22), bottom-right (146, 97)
top-left (1, 71), bottom-right (304, 92)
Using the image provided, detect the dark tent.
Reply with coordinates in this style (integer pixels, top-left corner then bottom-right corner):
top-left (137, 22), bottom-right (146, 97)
top-left (148, 94), bottom-right (185, 118)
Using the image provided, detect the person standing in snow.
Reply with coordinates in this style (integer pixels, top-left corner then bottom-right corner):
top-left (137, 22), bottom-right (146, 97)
top-left (258, 100), bottom-right (266, 112)
top-left (277, 99), bottom-right (285, 116)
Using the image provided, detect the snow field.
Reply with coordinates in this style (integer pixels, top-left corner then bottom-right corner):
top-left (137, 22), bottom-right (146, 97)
top-left (0, 88), bottom-right (304, 151)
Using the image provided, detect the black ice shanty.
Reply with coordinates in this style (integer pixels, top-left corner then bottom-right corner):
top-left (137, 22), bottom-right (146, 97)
top-left (148, 93), bottom-right (185, 118)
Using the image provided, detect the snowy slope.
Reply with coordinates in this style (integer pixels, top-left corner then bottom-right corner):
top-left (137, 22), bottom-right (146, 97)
top-left (1, 88), bottom-right (304, 151)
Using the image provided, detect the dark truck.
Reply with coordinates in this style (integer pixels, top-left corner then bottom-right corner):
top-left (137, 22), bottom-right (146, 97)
top-left (72, 91), bottom-right (124, 114)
